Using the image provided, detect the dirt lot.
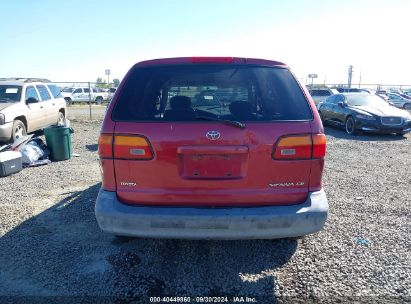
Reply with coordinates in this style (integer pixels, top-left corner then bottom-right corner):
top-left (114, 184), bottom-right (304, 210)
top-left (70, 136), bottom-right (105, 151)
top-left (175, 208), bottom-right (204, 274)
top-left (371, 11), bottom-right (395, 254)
top-left (0, 106), bottom-right (410, 303)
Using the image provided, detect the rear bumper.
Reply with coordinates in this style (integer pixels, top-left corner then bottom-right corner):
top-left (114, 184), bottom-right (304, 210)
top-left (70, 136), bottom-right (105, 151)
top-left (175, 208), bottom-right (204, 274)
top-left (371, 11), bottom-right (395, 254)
top-left (95, 189), bottom-right (329, 240)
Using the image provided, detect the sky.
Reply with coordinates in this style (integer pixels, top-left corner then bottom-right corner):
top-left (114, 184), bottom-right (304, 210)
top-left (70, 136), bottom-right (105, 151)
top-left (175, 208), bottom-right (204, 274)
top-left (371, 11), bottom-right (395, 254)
top-left (1, 0), bottom-right (410, 86)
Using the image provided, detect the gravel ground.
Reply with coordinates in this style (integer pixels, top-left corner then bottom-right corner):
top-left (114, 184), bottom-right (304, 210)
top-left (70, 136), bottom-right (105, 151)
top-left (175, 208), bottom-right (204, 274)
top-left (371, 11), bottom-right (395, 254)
top-left (67, 104), bottom-right (107, 121)
top-left (0, 106), bottom-right (410, 303)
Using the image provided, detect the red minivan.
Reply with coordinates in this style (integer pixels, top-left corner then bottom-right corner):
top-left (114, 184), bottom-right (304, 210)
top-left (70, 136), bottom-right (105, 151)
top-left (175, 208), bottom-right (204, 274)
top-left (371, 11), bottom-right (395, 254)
top-left (95, 57), bottom-right (328, 239)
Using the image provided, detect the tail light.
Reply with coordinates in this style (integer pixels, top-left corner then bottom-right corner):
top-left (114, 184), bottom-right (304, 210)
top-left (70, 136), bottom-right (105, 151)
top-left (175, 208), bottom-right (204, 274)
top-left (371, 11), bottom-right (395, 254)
top-left (98, 134), bottom-right (153, 191)
top-left (312, 134), bottom-right (327, 158)
top-left (114, 135), bottom-right (153, 160)
top-left (273, 134), bottom-right (326, 160)
top-left (98, 134), bottom-right (154, 160)
top-left (98, 134), bottom-right (113, 158)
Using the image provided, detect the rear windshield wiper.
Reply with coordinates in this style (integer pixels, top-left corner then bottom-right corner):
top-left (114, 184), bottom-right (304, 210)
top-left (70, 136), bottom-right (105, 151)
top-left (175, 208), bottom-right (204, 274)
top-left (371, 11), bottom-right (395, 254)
top-left (196, 115), bottom-right (246, 129)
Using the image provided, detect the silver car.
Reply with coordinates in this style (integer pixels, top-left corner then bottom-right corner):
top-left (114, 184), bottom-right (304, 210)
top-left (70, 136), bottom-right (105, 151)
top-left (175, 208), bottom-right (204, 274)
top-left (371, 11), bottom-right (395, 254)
top-left (387, 93), bottom-right (411, 109)
top-left (0, 78), bottom-right (67, 142)
top-left (309, 88), bottom-right (339, 107)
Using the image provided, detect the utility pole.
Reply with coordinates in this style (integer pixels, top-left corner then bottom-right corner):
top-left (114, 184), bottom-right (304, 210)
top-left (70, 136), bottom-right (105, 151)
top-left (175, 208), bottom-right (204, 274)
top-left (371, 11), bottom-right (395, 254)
top-left (359, 71), bottom-right (362, 88)
top-left (105, 69), bottom-right (111, 86)
top-left (348, 65), bottom-right (353, 88)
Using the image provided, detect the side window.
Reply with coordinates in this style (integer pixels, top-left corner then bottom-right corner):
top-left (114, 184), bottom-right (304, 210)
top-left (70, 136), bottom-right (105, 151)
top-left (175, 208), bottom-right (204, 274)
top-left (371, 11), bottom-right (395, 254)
top-left (25, 86), bottom-right (40, 101)
top-left (36, 85), bottom-right (51, 101)
top-left (334, 95), bottom-right (345, 103)
top-left (311, 90), bottom-right (331, 97)
top-left (84, 88), bottom-right (90, 93)
top-left (73, 88), bottom-right (82, 94)
top-left (325, 95), bottom-right (336, 104)
top-left (47, 85), bottom-right (62, 98)
top-left (93, 88), bottom-right (98, 93)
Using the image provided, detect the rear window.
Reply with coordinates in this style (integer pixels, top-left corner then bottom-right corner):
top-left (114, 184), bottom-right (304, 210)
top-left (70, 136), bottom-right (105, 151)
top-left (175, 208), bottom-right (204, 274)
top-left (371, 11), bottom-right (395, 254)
top-left (112, 65), bottom-right (312, 122)
top-left (336, 88), bottom-right (361, 93)
top-left (310, 89), bottom-right (331, 97)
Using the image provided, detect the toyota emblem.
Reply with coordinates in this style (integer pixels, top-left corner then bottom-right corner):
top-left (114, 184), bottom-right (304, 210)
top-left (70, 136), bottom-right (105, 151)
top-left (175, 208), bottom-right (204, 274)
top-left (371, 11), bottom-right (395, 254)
top-left (206, 130), bottom-right (221, 140)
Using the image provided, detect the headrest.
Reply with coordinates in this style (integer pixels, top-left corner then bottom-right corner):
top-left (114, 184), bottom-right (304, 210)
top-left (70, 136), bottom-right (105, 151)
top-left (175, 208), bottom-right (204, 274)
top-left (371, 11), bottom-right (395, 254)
top-left (170, 96), bottom-right (191, 109)
top-left (229, 101), bottom-right (253, 115)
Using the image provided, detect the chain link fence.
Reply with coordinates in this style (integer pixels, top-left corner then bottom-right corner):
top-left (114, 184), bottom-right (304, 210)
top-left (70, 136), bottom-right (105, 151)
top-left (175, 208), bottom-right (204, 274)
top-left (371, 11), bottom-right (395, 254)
top-left (53, 82), bottom-right (116, 121)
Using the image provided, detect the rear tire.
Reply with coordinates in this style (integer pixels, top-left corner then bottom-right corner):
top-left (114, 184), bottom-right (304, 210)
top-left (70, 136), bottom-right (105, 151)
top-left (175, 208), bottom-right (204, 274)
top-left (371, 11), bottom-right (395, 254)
top-left (12, 120), bottom-right (27, 142)
top-left (345, 116), bottom-right (357, 135)
top-left (95, 97), bottom-right (103, 105)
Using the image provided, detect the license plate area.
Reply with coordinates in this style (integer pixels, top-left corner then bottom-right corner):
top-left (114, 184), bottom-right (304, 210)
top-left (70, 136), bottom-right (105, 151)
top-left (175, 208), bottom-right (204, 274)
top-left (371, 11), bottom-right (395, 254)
top-left (177, 146), bottom-right (249, 180)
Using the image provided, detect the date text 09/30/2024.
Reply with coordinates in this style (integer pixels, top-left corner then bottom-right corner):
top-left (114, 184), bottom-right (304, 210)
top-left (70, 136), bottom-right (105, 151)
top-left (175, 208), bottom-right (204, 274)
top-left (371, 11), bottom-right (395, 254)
top-left (150, 296), bottom-right (257, 303)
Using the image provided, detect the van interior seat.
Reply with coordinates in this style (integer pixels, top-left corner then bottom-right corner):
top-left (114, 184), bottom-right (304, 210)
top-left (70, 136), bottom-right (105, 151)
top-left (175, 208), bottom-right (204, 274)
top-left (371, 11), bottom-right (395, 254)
top-left (164, 96), bottom-right (196, 120)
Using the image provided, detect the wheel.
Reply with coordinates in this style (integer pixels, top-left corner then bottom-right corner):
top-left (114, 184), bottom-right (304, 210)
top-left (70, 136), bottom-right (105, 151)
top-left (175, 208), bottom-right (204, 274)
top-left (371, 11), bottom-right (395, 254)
top-left (57, 111), bottom-right (65, 125)
top-left (95, 97), bottom-right (103, 105)
top-left (404, 103), bottom-right (411, 110)
top-left (65, 97), bottom-right (72, 106)
top-left (12, 120), bottom-right (27, 141)
top-left (345, 116), bottom-right (357, 135)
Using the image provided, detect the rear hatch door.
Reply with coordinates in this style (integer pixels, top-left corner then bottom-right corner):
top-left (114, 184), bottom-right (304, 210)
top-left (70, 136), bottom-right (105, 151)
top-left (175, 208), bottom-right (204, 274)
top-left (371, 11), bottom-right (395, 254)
top-left (111, 62), bottom-right (315, 206)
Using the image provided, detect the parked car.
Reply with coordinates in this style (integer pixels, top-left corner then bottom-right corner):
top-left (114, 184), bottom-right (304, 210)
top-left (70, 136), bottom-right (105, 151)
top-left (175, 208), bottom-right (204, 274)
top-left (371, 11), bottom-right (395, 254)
top-left (95, 57), bottom-right (329, 240)
top-left (63, 87), bottom-right (108, 105)
top-left (387, 93), bottom-right (411, 109)
top-left (309, 88), bottom-right (339, 106)
top-left (375, 90), bottom-right (389, 100)
top-left (359, 89), bottom-right (373, 94)
top-left (318, 93), bottom-right (411, 135)
top-left (403, 92), bottom-right (411, 99)
top-left (0, 78), bottom-right (66, 142)
top-left (388, 88), bottom-right (403, 94)
top-left (108, 87), bottom-right (117, 100)
top-left (336, 87), bottom-right (361, 93)
top-left (398, 93), bottom-right (411, 100)
top-left (60, 87), bottom-right (75, 100)
top-left (402, 89), bottom-right (411, 97)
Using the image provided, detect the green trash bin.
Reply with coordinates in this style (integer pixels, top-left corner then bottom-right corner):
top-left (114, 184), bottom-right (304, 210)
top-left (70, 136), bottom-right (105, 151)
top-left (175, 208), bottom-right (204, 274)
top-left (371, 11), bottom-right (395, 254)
top-left (44, 126), bottom-right (74, 161)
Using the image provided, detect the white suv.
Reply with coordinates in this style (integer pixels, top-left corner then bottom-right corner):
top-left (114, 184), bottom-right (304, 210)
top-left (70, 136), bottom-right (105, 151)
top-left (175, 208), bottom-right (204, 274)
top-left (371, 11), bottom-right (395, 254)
top-left (0, 78), bottom-right (67, 142)
top-left (309, 88), bottom-right (339, 107)
top-left (63, 87), bottom-right (108, 105)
